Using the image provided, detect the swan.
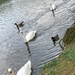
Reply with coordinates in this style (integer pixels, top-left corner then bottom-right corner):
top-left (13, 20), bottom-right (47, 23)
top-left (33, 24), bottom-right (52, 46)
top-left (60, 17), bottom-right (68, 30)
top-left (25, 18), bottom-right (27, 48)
top-left (20, 30), bottom-right (36, 42)
top-left (50, 4), bottom-right (56, 11)
top-left (8, 60), bottom-right (32, 75)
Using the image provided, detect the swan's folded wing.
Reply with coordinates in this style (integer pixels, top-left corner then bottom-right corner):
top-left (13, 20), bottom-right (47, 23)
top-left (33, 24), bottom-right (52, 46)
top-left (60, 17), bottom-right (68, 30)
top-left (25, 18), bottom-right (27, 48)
top-left (26, 31), bottom-right (35, 41)
top-left (17, 60), bottom-right (31, 75)
top-left (17, 66), bottom-right (27, 75)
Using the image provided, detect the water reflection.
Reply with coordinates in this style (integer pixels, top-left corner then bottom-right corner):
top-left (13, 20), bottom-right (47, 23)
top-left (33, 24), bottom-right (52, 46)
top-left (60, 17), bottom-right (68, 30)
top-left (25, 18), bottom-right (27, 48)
top-left (25, 42), bottom-right (31, 54)
top-left (52, 10), bottom-right (55, 17)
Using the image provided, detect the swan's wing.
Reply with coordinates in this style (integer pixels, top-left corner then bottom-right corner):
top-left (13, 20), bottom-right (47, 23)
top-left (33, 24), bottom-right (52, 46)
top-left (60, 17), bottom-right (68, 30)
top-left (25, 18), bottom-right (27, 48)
top-left (23, 60), bottom-right (31, 75)
top-left (52, 5), bottom-right (56, 10)
top-left (26, 31), bottom-right (35, 41)
top-left (17, 65), bottom-right (31, 75)
top-left (17, 60), bottom-right (31, 75)
top-left (17, 66), bottom-right (27, 75)
top-left (27, 60), bottom-right (31, 69)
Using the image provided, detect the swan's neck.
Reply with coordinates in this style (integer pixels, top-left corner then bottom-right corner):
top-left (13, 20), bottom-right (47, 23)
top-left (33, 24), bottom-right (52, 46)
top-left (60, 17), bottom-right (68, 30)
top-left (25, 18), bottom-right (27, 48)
top-left (34, 30), bottom-right (36, 34)
top-left (24, 37), bottom-right (28, 42)
top-left (21, 34), bottom-right (28, 42)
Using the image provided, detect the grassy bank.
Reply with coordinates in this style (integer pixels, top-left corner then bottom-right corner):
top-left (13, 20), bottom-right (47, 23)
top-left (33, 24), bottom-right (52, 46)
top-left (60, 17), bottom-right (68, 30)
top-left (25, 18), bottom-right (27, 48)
top-left (40, 23), bottom-right (75, 75)
top-left (0, 0), bottom-right (9, 5)
top-left (63, 22), bottom-right (75, 46)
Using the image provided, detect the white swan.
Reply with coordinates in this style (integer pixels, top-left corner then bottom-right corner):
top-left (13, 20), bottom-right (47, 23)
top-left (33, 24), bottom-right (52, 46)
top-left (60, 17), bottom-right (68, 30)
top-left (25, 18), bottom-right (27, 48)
top-left (20, 31), bottom-right (36, 42)
top-left (8, 60), bottom-right (32, 75)
top-left (50, 4), bottom-right (56, 11)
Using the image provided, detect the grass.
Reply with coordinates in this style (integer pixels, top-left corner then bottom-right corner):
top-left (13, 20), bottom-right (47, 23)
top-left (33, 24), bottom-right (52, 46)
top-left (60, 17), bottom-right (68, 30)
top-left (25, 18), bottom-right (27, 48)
top-left (40, 44), bottom-right (75, 75)
top-left (0, 0), bottom-right (9, 5)
top-left (40, 23), bottom-right (75, 75)
top-left (63, 22), bottom-right (75, 46)
top-left (60, 44), bottom-right (75, 60)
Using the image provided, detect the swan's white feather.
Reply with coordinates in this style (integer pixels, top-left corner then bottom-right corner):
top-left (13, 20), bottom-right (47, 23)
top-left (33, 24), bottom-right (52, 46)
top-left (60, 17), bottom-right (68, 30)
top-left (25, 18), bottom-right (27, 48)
top-left (50, 4), bottom-right (56, 10)
top-left (17, 60), bottom-right (31, 75)
top-left (26, 31), bottom-right (36, 41)
top-left (52, 4), bottom-right (56, 10)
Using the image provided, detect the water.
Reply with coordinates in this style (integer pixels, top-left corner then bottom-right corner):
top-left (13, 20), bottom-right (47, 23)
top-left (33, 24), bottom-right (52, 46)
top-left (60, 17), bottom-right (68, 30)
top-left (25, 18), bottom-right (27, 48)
top-left (0, 0), bottom-right (75, 75)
